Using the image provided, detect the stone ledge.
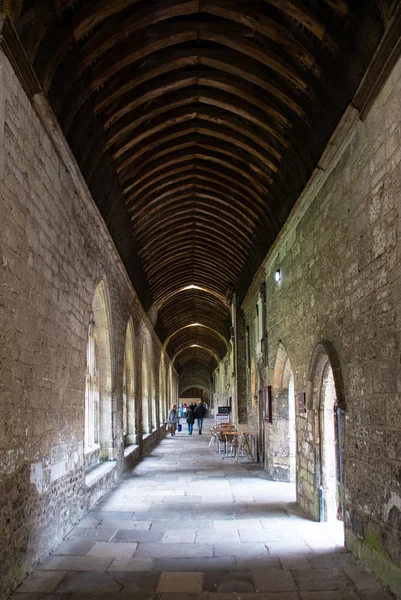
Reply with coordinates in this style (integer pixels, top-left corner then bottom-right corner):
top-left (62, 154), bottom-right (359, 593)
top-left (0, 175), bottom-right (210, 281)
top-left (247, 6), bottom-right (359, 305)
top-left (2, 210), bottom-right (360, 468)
top-left (123, 444), bottom-right (139, 458)
top-left (85, 461), bottom-right (117, 489)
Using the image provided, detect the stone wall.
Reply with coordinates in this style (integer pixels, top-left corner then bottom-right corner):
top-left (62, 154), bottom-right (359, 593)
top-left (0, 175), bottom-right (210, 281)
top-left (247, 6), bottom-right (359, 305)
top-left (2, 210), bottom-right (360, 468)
top-left (0, 49), bottom-right (178, 599)
top-left (241, 57), bottom-right (401, 595)
top-left (179, 363), bottom-right (212, 400)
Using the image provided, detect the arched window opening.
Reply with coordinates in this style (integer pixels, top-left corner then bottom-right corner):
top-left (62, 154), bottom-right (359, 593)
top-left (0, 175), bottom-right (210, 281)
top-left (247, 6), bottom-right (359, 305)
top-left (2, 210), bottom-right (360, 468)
top-left (288, 370), bottom-right (296, 482)
top-left (142, 347), bottom-right (150, 434)
top-left (269, 345), bottom-right (296, 484)
top-left (159, 355), bottom-right (166, 424)
top-left (308, 341), bottom-right (345, 526)
top-left (123, 321), bottom-right (135, 445)
top-left (151, 368), bottom-right (157, 430)
top-left (85, 281), bottom-right (112, 464)
top-left (85, 313), bottom-right (99, 450)
top-left (168, 365), bottom-right (173, 410)
top-left (320, 363), bottom-right (339, 522)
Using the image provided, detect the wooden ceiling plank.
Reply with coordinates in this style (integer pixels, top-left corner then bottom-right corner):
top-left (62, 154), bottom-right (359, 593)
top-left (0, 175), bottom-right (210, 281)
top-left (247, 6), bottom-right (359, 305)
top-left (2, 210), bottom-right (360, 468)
top-left (125, 169), bottom-right (266, 223)
top-left (132, 184), bottom-right (256, 229)
top-left (123, 152), bottom-right (270, 198)
top-left (135, 203), bottom-right (254, 246)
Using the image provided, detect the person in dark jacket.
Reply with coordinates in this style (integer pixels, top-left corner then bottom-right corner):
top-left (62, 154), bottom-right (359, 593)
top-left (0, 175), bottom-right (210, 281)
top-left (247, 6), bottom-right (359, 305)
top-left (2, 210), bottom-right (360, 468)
top-left (194, 400), bottom-right (207, 434)
top-left (186, 402), bottom-right (196, 435)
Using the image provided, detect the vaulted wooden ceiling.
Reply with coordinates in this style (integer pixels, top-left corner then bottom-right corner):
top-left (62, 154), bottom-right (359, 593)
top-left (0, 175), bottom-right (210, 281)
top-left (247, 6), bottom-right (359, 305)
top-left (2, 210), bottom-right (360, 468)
top-left (4, 0), bottom-right (396, 371)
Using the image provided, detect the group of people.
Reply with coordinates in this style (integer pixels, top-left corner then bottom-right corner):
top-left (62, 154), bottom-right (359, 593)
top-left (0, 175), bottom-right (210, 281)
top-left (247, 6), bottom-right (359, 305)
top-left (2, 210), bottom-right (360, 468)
top-left (167, 400), bottom-right (208, 436)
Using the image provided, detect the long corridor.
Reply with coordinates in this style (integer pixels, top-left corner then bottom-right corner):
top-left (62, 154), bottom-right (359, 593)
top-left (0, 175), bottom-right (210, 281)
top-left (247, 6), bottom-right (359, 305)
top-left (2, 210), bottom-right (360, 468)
top-left (16, 422), bottom-right (392, 599)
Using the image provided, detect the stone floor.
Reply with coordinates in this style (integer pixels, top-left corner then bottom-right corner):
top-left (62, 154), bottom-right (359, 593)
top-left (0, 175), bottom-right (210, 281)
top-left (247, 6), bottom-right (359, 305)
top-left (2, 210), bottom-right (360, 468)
top-left (14, 419), bottom-right (393, 599)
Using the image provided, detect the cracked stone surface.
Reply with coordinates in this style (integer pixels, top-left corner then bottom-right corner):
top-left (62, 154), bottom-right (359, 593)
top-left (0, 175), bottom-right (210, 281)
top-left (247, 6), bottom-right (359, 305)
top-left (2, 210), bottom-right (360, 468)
top-left (13, 422), bottom-right (393, 598)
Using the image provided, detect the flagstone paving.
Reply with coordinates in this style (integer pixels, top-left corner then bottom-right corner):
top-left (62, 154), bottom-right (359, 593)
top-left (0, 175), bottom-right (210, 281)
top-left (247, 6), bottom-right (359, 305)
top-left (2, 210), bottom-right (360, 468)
top-left (13, 420), bottom-right (393, 599)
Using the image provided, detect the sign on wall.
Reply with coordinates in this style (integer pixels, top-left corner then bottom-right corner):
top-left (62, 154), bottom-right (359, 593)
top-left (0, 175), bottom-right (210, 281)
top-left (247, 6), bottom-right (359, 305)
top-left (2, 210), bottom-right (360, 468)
top-left (216, 414), bottom-right (230, 425)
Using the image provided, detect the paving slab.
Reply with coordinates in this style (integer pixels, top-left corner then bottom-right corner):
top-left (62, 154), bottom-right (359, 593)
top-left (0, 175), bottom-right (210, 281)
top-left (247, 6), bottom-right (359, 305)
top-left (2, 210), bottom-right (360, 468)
top-left (162, 530), bottom-right (196, 543)
top-left (160, 594), bottom-right (208, 600)
top-left (55, 571), bottom-right (122, 593)
top-left (292, 568), bottom-right (355, 591)
top-left (135, 543), bottom-right (213, 559)
top-left (53, 540), bottom-right (95, 555)
top-left (155, 557), bottom-right (236, 572)
top-left (252, 570), bottom-right (297, 593)
top-left (112, 571), bottom-right (161, 592)
top-left (279, 555), bottom-right (311, 570)
top-left (157, 572), bottom-right (203, 593)
top-left (96, 519), bottom-right (152, 530)
top-left (213, 543), bottom-right (267, 557)
top-left (17, 571), bottom-right (66, 593)
top-left (12, 595), bottom-right (69, 600)
top-left (87, 541), bottom-right (137, 558)
top-left (90, 511), bottom-right (134, 520)
top-left (356, 591), bottom-right (394, 599)
top-left (114, 529), bottom-right (163, 543)
top-left (151, 520), bottom-right (212, 531)
top-left (235, 557), bottom-right (281, 570)
top-left (298, 592), bottom-right (361, 600)
top-left (108, 558), bottom-right (154, 572)
top-left (203, 571), bottom-right (254, 593)
top-left (209, 594), bottom-right (300, 600)
top-left (344, 566), bottom-right (386, 590)
top-left (38, 556), bottom-right (113, 572)
top-left (66, 528), bottom-right (117, 542)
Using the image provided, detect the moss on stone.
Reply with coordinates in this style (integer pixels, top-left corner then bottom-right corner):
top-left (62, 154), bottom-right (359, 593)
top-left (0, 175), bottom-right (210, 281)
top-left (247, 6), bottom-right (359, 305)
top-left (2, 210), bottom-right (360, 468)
top-left (364, 522), bottom-right (384, 554)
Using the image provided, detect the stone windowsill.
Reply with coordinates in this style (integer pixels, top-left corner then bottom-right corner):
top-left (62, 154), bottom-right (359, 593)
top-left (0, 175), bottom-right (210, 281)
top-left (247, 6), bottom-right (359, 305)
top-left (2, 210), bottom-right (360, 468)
top-left (85, 461), bottom-right (116, 488)
top-left (142, 433), bottom-right (152, 440)
top-left (124, 444), bottom-right (139, 458)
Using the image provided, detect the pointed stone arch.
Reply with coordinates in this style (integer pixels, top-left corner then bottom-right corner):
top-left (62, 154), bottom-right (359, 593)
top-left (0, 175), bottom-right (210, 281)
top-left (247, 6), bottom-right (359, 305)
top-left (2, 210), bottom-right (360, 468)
top-left (159, 353), bottom-right (166, 424)
top-left (123, 318), bottom-right (136, 445)
top-left (265, 343), bottom-right (296, 482)
top-left (141, 340), bottom-right (151, 434)
top-left (306, 340), bottom-right (346, 522)
top-left (85, 279), bottom-right (113, 465)
top-left (168, 364), bottom-right (174, 410)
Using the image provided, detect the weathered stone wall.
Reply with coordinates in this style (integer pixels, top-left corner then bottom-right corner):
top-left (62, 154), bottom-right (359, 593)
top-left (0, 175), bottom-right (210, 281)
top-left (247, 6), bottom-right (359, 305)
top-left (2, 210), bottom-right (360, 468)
top-left (240, 57), bottom-right (401, 595)
top-left (179, 363), bottom-right (212, 399)
top-left (0, 50), bottom-right (178, 599)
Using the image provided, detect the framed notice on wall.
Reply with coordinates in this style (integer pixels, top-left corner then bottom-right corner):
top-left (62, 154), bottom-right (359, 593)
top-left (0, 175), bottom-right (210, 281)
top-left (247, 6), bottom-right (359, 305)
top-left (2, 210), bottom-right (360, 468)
top-left (260, 386), bottom-right (273, 423)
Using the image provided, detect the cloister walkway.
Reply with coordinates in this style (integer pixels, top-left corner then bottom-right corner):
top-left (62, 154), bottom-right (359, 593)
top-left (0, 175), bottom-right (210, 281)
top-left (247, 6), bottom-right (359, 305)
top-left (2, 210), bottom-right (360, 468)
top-left (15, 420), bottom-right (391, 599)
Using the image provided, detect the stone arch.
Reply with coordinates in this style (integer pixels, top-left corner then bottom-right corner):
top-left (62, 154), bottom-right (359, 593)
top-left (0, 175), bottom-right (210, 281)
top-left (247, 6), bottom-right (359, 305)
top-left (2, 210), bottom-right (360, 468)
top-left (141, 340), bottom-right (151, 434)
top-left (159, 353), bottom-right (166, 423)
top-left (151, 361), bottom-right (157, 429)
top-left (123, 318), bottom-right (136, 445)
top-left (308, 340), bottom-right (345, 522)
top-left (85, 279), bottom-right (113, 463)
top-left (307, 340), bottom-right (346, 411)
top-left (179, 384), bottom-right (210, 397)
top-left (168, 364), bottom-right (173, 410)
top-left (265, 343), bottom-right (296, 482)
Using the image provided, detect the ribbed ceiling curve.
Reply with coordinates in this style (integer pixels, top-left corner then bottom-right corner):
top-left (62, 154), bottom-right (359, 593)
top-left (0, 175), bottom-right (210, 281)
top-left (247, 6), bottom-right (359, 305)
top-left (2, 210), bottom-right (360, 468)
top-left (6, 0), bottom-right (387, 370)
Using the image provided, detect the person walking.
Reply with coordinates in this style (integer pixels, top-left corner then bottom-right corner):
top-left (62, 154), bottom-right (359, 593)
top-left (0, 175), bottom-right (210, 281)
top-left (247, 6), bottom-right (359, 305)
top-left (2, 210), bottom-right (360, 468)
top-left (167, 404), bottom-right (180, 436)
top-left (194, 400), bottom-right (207, 434)
top-left (186, 402), bottom-right (196, 435)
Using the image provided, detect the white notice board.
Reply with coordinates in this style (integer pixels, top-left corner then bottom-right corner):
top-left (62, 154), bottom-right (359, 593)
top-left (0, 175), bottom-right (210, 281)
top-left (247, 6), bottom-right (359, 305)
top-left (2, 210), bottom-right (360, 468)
top-left (215, 414), bottom-right (230, 425)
